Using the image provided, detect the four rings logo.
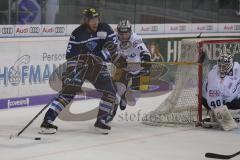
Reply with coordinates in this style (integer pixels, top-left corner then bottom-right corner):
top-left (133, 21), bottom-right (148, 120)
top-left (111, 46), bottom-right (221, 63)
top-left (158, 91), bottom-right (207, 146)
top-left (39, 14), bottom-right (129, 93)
top-left (55, 27), bottom-right (65, 33)
top-left (2, 26), bottom-right (66, 35)
top-left (29, 27), bottom-right (40, 33)
top-left (1, 27), bottom-right (13, 34)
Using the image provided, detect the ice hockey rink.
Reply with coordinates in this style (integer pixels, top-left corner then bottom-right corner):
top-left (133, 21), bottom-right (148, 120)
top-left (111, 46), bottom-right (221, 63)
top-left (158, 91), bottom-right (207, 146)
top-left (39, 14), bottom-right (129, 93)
top-left (0, 93), bottom-right (240, 160)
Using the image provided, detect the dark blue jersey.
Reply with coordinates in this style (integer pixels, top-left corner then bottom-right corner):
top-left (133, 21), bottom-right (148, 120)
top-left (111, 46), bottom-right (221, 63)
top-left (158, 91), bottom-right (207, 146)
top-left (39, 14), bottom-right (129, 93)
top-left (66, 23), bottom-right (116, 61)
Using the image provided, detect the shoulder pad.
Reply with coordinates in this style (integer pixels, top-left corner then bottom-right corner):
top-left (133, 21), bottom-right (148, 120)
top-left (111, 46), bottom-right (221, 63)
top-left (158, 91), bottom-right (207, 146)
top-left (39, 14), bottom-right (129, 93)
top-left (131, 33), bottom-right (143, 48)
top-left (70, 25), bottom-right (85, 42)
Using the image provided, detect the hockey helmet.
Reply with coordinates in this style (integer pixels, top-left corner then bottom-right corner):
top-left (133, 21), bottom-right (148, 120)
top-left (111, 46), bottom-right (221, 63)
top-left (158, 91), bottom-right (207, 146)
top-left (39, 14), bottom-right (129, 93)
top-left (82, 8), bottom-right (100, 24)
top-left (82, 7), bottom-right (100, 20)
top-left (217, 53), bottom-right (233, 78)
top-left (117, 19), bottom-right (132, 33)
top-left (117, 19), bottom-right (132, 41)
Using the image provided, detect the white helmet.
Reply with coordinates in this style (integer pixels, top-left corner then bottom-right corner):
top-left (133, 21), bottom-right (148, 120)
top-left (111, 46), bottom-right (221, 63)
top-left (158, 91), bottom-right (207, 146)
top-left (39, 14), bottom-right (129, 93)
top-left (217, 53), bottom-right (233, 78)
top-left (117, 20), bottom-right (132, 33)
top-left (117, 20), bottom-right (132, 42)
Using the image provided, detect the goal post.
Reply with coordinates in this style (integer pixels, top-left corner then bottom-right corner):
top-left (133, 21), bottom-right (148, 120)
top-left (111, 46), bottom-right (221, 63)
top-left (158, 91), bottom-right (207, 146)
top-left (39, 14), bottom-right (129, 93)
top-left (142, 38), bottom-right (240, 126)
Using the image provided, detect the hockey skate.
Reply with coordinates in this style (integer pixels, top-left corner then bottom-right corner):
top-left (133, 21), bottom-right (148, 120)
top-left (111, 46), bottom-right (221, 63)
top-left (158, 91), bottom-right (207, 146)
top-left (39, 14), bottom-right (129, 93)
top-left (94, 119), bottom-right (111, 135)
top-left (120, 95), bottom-right (127, 110)
top-left (39, 120), bottom-right (58, 134)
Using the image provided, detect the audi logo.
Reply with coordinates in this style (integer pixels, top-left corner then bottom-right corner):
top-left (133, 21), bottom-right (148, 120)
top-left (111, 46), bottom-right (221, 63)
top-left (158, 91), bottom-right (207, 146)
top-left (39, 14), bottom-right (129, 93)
top-left (2, 27), bottom-right (13, 34)
top-left (55, 27), bottom-right (65, 33)
top-left (29, 27), bottom-right (40, 33)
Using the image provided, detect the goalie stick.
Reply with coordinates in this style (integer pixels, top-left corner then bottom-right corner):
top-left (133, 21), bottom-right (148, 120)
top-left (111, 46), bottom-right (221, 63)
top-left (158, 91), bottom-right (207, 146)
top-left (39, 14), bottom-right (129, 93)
top-left (205, 151), bottom-right (240, 159)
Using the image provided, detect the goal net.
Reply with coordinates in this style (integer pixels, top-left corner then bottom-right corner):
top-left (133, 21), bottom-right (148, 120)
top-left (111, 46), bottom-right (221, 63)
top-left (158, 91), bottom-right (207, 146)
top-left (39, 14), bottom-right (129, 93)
top-left (142, 38), bottom-right (240, 126)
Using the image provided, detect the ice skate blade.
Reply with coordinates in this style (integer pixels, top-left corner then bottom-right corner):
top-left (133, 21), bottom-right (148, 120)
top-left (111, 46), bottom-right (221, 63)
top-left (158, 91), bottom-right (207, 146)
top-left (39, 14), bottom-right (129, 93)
top-left (38, 128), bottom-right (57, 134)
top-left (95, 127), bottom-right (110, 135)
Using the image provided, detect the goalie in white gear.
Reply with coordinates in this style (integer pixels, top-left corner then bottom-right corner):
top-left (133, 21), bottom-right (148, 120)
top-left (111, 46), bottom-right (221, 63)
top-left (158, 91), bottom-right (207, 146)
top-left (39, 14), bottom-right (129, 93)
top-left (113, 19), bottom-right (151, 111)
top-left (202, 53), bottom-right (240, 130)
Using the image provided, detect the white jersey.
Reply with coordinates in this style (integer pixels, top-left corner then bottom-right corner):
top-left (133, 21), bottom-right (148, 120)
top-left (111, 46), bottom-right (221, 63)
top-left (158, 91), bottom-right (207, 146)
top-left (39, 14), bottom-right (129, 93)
top-left (117, 32), bottom-right (150, 73)
top-left (203, 62), bottom-right (240, 109)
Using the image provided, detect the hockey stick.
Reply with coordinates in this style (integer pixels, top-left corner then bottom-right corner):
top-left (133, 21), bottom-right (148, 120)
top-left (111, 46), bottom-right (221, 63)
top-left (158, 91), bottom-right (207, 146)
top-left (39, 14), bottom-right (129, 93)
top-left (9, 100), bottom-right (53, 139)
top-left (10, 84), bottom-right (80, 138)
top-left (10, 55), bottom-right (92, 139)
top-left (205, 151), bottom-right (240, 159)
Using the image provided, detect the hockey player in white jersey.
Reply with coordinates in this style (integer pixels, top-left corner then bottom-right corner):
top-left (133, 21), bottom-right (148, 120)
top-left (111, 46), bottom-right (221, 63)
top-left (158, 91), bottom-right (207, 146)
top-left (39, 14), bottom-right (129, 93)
top-left (113, 19), bottom-right (151, 111)
top-left (202, 53), bottom-right (240, 130)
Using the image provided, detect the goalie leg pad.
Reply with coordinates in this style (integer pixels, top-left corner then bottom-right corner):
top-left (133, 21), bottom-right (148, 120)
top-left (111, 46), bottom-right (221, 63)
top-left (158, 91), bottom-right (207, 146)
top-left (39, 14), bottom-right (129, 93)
top-left (213, 105), bottom-right (238, 131)
top-left (202, 111), bottom-right (220, 129)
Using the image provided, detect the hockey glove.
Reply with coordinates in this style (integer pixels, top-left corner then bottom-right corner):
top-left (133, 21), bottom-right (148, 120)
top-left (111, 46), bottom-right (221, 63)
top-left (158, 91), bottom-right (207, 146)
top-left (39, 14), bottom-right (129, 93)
top-left (139, 68), bottom-right (150, 76)
top-left (140, 51), bottom-right (151, 71)
top-left (103, 41), bottom-right (117, 55)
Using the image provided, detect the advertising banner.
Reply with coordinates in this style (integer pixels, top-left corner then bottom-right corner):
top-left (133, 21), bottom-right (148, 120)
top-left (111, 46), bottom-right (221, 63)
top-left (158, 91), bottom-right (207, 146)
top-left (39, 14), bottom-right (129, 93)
top-left (0, 37), bottom-right (68, 109)
top-left (164, 23), bottom-right (191, 34)
top-left (41, 25), bottom-right (66, 36)
top-left (143, 36), bottom-right (240, 62)
top-left (14, 25), bottom-right (42, 37)
top-left (0, 25), bottom-right (14, 37)
top-left (191, 23), bottom-right (218, 33)
top-left (218, 23), bottom-right (240, 33)
top-left (0, 23), bottom-right (240, 38)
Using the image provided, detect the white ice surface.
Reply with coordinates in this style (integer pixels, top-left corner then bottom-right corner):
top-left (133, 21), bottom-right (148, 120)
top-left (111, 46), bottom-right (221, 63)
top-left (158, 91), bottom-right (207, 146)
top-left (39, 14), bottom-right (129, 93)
top-left (0, 93), bottom-right (240, 160)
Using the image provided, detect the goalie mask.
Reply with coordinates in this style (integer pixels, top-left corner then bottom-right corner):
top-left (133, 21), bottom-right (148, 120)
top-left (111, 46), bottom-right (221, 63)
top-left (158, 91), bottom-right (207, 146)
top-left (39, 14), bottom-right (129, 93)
top-left (117, 19), bottom-right (132, 42)
top-left (217, 53), bottom-right (233, 78)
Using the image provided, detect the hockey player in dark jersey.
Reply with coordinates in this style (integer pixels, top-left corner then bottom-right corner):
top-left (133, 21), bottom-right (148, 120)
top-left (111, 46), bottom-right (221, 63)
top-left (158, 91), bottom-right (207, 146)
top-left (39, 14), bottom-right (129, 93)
top-left (39, 7), bottom-right (126, 134)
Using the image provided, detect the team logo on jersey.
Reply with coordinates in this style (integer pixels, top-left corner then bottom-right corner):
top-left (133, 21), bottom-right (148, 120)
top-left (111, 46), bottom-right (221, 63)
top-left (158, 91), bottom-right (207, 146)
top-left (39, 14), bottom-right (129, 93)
top-left (129, 52), bottom-right (136, 58)
top-left (86, 41), bottom-right (97, 51)
top-left (132, 39), bottom-right (142, 48)
top-left (209, 90), bottom-right (220, 97)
